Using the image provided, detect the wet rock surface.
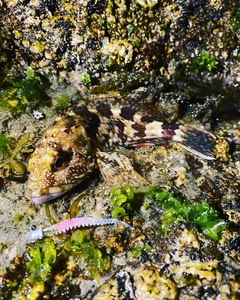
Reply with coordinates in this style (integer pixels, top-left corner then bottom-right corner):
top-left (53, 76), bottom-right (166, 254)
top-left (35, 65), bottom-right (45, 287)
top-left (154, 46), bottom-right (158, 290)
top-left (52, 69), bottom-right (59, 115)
top-left (0, 0), bottom-right (240, 298)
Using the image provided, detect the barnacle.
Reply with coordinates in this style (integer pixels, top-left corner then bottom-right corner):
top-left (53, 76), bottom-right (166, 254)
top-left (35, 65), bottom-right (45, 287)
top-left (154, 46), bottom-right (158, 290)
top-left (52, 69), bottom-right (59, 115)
top-left (135, 0), bottom-right (158, 9)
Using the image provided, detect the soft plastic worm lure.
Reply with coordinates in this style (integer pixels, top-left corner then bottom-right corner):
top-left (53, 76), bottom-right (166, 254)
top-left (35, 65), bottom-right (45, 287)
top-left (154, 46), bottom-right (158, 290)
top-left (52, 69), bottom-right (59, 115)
top-left (30, 217), bottom-right (133, 242)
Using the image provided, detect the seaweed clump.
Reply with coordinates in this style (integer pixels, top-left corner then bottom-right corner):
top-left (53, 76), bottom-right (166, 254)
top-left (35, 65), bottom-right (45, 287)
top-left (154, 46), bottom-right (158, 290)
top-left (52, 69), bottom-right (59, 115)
top-left (0, 134), bottom-right (33, 179)
top-left (111, 186), bottom-right (227, 242)
top-left (110, 185), bottom-right (144, 218)
top-left (190, 52), bottom-right (217, 74)
top-left (146, 187), bottom-right (226, 241)
top-left (232, 11), bottom-right (240, 31)
top-left (64, 229), bottom-right (111, 277)
top-left (0, 68), bottom-right (50, 115)
top-left (0, 229), bottom-right (112, 298)
top-left (26, 241), bottom-right (56, 284)
top-left (0, 241), bottom-right (57, 299)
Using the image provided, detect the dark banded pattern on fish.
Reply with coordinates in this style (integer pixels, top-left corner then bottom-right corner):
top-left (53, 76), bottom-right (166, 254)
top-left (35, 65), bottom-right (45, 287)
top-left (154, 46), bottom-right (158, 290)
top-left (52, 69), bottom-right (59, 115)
top-left (26, 102), bottom-right (216, 203)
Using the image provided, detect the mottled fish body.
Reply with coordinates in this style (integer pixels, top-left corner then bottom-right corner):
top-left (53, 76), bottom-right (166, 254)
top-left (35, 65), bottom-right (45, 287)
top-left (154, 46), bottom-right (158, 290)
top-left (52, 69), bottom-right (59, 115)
top-left (26, 102), bottom-right (216, 203)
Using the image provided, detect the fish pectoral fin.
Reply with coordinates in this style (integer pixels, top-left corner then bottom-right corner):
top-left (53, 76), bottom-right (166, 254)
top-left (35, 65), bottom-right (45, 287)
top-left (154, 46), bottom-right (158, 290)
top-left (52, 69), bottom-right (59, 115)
top-left (96, 151), bottom-right (148, 186)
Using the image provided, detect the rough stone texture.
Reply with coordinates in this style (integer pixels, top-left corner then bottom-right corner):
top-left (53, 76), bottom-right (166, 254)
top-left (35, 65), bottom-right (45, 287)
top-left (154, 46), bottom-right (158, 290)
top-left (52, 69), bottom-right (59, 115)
top-left (0, 0), bottom-right (239, 88)
top-left (0, 0), bottom-right (240, 298)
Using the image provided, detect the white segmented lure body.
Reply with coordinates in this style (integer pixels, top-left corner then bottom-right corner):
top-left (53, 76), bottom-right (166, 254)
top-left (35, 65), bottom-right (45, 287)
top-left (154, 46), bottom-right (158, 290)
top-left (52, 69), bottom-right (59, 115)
top-left (30, 217), bottom-right (133, 242)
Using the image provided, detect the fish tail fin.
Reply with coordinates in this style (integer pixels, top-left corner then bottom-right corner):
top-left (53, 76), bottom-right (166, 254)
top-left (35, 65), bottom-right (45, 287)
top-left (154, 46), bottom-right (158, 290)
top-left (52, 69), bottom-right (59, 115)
top-left (173, 125), bottom-right (216, 160)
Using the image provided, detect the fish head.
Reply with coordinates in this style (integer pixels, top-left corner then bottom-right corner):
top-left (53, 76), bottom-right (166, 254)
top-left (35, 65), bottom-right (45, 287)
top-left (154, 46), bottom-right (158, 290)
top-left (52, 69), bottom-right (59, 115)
top-left (26, 119), bottom-right (96, 203)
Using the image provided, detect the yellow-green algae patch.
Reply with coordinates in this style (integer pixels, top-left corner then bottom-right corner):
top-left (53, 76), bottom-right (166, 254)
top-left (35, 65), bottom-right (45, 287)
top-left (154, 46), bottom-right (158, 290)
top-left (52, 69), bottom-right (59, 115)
top-left (0, 68), bottom-right (50, 115)
top-left (0, 133), bottom-right (33, 178)
top-left (111, 185), bottom-right (227, 241)
top-left (64, 229), bottom-right (111, 277)
top-left (0, 229), bottom-right (114, 298)
top-left (26, 240), bottom-right (56, 284)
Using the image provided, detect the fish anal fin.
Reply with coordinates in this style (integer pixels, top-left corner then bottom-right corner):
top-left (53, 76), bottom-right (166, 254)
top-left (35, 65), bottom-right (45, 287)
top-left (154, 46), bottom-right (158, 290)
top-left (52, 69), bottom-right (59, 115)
top-left (96, 151), bottom-right (148, 186)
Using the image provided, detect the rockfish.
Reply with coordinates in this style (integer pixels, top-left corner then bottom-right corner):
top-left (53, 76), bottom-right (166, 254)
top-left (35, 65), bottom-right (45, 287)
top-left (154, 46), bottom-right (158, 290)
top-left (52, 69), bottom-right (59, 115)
top-left (26, 100), bottom-right (216, 203)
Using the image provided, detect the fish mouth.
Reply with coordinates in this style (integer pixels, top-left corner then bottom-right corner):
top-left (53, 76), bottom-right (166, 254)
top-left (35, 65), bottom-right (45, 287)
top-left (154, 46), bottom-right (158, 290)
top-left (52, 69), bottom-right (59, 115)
top-left (30, 191), bottom-right (68, 204)
top-left (26, 185), bottom-right (75, 204)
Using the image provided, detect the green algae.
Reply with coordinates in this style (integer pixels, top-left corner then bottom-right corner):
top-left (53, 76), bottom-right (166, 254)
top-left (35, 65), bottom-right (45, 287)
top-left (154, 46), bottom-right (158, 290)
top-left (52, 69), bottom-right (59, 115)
top-left (110, 185), bottom-right (142, 218)
top-left (190, 52), bottom-right (217, 74)
top-left (0, 134), bottom-right (11, 158)
top-left (56, 95), bottom-right (70, 109)
top-left (146, 187), bottom-right (226, 241)
top-left (0, 241), bottom-right (56, 299)
top-left (0, 229), bottom-right (112, 298)
top-left (111, 186), bottom-right (227, 241)
top-left (0, 185), bottom-right (230, 298)
top-left (64, 229), bottom-right (111, 277)
top-left (0, 134), bottom-right (32, 178)
top-left (0, 68), bottom-right (50, 115)
top-left (80, 73), bottom-right (91, 85)
top-left (232, 12), bottom-right (240, 31)
top-left (131, 244), bottom-right (152, 258)
top-left (26, 241), bottom-right (56, 284)
top-left (13, 213), bottom-right (25, 222)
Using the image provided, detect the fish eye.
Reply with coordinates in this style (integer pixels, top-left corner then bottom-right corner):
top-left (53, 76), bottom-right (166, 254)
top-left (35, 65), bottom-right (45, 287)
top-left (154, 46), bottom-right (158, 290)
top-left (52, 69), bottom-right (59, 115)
top-left (55, 157), bottom-right (64, 169)
top-left (51, 151), bottom-right (72, 172)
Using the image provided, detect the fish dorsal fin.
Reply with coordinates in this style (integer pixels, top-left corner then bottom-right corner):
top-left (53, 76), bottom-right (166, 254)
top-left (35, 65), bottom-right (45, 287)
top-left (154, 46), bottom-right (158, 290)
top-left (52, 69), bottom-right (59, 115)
top-left (88, 95), bottom-right (123, 108)
top-left (88, 95), bottom-right (165, 122)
